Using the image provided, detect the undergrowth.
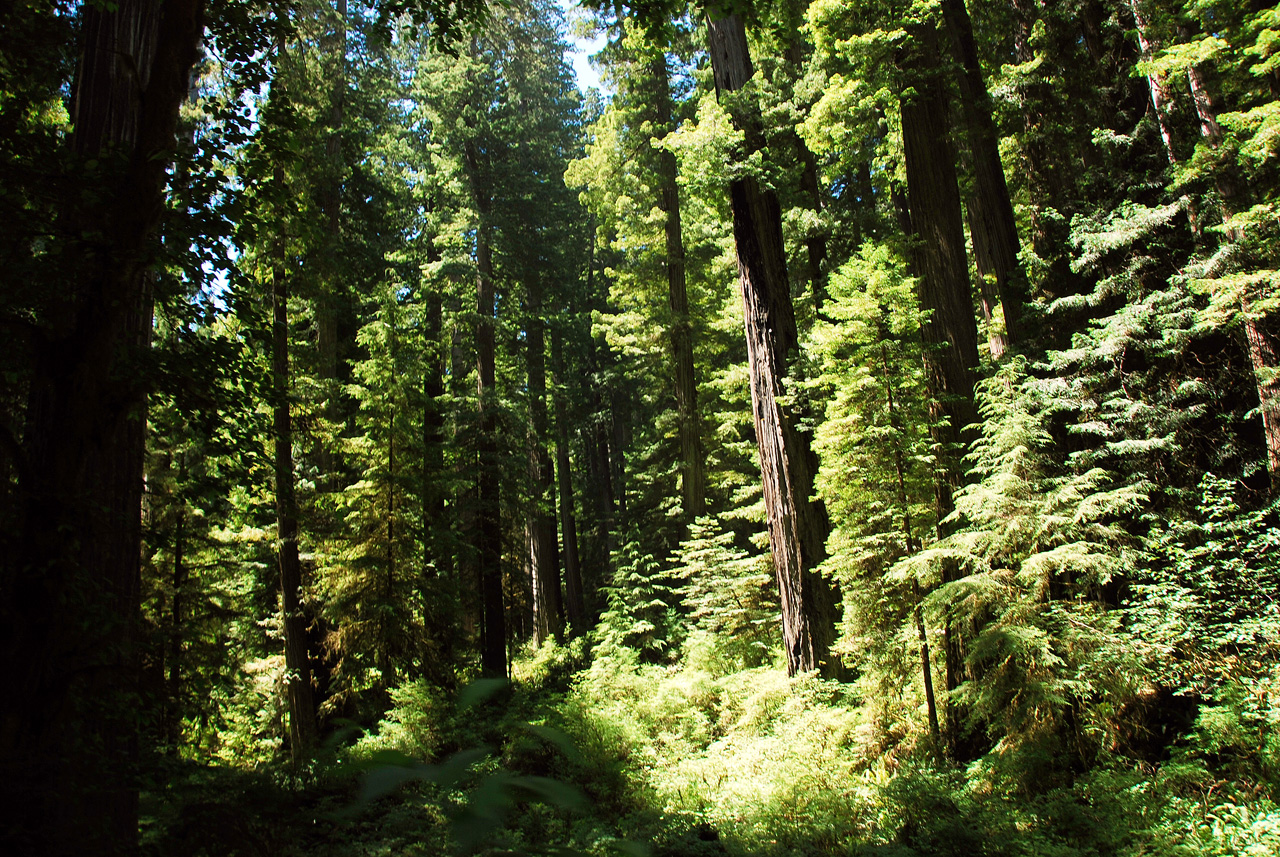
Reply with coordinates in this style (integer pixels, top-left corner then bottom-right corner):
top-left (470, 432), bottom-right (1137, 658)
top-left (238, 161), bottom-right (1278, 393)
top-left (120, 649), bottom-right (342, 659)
top-left (140, 629), bottom-right (1279, 857)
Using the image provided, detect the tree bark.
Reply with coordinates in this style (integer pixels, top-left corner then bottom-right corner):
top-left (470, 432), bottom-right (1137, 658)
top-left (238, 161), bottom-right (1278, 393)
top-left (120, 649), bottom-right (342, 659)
top-left (1, 1), bottom-right (204, 852)
top-left (316, 0), bottom-right (348, 467)
top-left (527, 277), bottom-right (563, 645)
top-left (421, 273), bottom-right (455, 679)
top-left (648, 51), bottom-right (707, 521)
top-left (1128, 0), bottom-right (1180, 164)
top-left (900, 22), bottom-right (982, 505)
top-left (942, 0), bottom-right (1025, 356)
top-left (1243, 309), bottom-right (1280, 488)
top-left (273, 234), bottom-right (319, 765)
top-left (706, 8), bottom-right (840, 678)
top-left (167, 482), bottom-right (186, 748)
top-left (582, 225), bottom-right (615, 596)
top-left (899, 17), bottom-right (982, 756)
top-left (551, 328), bottom-right (586, 631)
top-left (779, 0), bottom-right (830, 312)
top-left (467, 153), bottom-right (506, 676)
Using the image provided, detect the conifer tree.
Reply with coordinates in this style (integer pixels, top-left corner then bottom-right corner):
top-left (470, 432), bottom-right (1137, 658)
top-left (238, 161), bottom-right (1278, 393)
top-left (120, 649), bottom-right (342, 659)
top-left (704, 3), bottom-right (841, 678)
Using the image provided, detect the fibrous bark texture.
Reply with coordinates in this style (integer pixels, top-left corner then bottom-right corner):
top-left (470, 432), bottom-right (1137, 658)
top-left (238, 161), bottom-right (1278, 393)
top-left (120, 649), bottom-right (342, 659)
top-left (1, 0), bottom-right (205, 852)
top-left (706, 8), bottom-right (840, 678)
top-left (943, 0), bottom-right (1025, 356)
top-left (899, 17), bottom-right (982, 757)
top-left (273, 245), bottom-right (319, 764)
top-left (526, 279), bottom-right (563, 645)
top-left (648, 50), bottom-right (706, 521)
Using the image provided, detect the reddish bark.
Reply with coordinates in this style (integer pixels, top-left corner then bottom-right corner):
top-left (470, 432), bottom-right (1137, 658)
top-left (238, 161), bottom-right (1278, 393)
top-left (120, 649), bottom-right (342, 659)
top-left (1, 0), bottom-right (205, 852)
top-left (706, 8), bottom-right (840, 678)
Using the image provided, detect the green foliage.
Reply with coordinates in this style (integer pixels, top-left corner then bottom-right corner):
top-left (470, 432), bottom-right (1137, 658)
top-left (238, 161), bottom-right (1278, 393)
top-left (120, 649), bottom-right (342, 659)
top-left (594, 532), bottom-right (684, 667)
top-left (674, 516), bottom-right (780, 671)
top-left (893, 361), bottom-right (1151, 758)
top-left (1132, 475), bottom-right (1280, 693)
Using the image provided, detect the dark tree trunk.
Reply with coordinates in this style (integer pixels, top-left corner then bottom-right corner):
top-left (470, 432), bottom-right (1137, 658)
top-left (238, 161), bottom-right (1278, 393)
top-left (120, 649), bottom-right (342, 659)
top-left (581, 222), bottom-right (615, 591)
top-left (316, 0), bottom-right (348, 477)
top-left (273, 237), bottom-right (319, 765)
top-left (706, 8), bottom-right (840, 678)
top-left (942, 0), bottom-right (1025, 356)
top-left (551, 328), bottom-right (586, 631)
top-left (648, 52), bottom-right (707, 521)
top-left (167, 491), bottom-right (186, 748)
top-left (382, 404), bottom-right (397, 690)
top-left (900, 23), bottom-right (982, 505)
top-left (526, 279), bottom-right (563, 645)
top-left (421, 276), bottom-right (455, 679)
top-left (470, 174), bottom-right (506, 677)
top-left (899, 17), bottom-right (982, 757)
top-left (778, 1), bottom-right (830, 312)
top-left (879, 333), bottom-right (941, 754)
top-left (0, 1), bottom-right (204, 852)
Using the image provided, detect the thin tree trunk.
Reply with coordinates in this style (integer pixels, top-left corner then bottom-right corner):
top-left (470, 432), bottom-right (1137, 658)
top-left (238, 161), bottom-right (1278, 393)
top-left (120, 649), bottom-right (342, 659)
top-left (942, 0), bottom-right (1025, 355)
top-left (273, 233), bottom-right (319, 765)
top-left (551, 328), bottom-right (586, 631)
top-left (383, 403), bottom-right (397, 689)
top-left (527, 278), bottom-right (563, 645)
top-left (581, 220), bottom-right (615, 590)
top-left (648, 52), bottom-right (707, 521)
top-left (469, 159), bottom-right (506, 676)
top-left (167, 487), bottom-right (186, 748)
top-left (880, 336), bottom-right (940, 751)
top-left (316, 0), bottom-right (347, 478)
top-left (779, 0), bottom-right (830, 312)
top-left (706, 8), bottom-right (840, 678)
top-left (1128, 0), bottom-right (1180, 164)
top-left (421, 277), bottom-right (454, 679)
top-left (1, 1), bottom-right (203, 852)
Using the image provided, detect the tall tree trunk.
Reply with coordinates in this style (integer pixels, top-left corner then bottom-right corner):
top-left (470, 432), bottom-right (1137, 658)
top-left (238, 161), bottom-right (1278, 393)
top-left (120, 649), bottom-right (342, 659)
top-left (273, 233), bottom-right (319, 765)
top-left (942, 0), bottom-right (1025, 356)
top-left (167, 487), bottom-right (186, 748)
top-left (899, 18), bottom-right (982, 756)
top-left (581, 220), bottom-right (615, 590)
top-left (706, 8), bottom-right (840, 678)
top-left (779, 0), bottom-right (830, 312)
top-left (648, 51), bottom-right (707, 521)
top-left (551, 328), bottom-right (586, 631)
top-left (527, 278), bottom-right (563, 645)
top-left (469, 161), bottom-right (505, 676)
top-left (421, 277), bottom-right (455, 679)
top-left (382, 403), bottom-right (397, 689)
top-left (316, 0), bottom-right (348, 482)
top-left (1, 1), bottom-right (203, 852)
top-left (879, 334), bottom-right (941, 753)
top-left (1128, 0), bottom-right (1180, 164)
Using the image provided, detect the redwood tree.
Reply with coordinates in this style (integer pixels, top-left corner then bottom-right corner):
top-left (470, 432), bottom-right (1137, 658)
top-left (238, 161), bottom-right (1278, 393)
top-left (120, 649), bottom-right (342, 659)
top-left (705, 6), bottom-right (840, 678)
top-left (1, 0), bottom-right (205, 852)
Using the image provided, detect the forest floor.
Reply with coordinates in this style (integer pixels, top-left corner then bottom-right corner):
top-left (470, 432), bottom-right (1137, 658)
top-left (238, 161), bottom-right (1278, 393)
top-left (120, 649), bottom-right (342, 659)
top-left (140, 639), bottom-right (1280, 857)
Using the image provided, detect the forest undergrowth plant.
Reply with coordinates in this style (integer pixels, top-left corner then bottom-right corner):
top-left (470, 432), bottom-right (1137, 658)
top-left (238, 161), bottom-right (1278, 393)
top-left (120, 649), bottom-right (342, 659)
top-left (594, 530), bottom-right (685, 667)
top-left (674, 515), bottom-right (780, 673)
top-left (808, 243), bottom-right (940, 755)
top-left (893, 360), bottom-right (1151, 777)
